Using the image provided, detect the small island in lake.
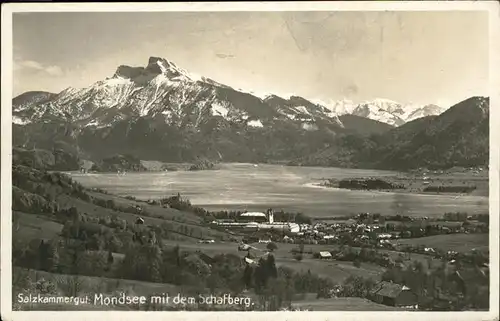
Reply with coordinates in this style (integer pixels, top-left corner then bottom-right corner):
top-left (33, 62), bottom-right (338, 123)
top-left (322, 178), bottom-right (405, 191)
top-left (320, 167), bottom-right (487, 196)
top-left (188, 158), bottom-right (218, 171)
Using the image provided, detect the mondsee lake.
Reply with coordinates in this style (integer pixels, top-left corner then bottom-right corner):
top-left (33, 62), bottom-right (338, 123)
top-left (68, 163), bottom-right (489, 218)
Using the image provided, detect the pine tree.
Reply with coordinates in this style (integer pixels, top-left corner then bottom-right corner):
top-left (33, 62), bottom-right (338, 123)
top-left (148, 244), bottom-right (163, 282)
top-left (243, 264), bottom-right (253, 289)
top-left (37, 240), bottom-right (48, 270)
top-left (47, 241), bottom-right (60, 273)
top-left (80, 230), bottom-right (88, 242)
top-left (107, 250), bottom-right (114, 265)
top-left (265, 254), bottom-right (278, 278)
top-left (173, 245), bottom-right (181, 267)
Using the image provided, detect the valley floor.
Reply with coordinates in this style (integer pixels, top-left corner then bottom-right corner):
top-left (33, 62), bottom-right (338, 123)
top-left (11, 164), bottom-right (490, 311)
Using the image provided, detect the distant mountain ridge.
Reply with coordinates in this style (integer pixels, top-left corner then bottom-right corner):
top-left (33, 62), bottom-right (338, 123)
top-left (11, 56), bottom-right (487, 171)
top-left (292, 96), bottom-right (489, 170)
top-left (351, 100), bottom-right (445, 127)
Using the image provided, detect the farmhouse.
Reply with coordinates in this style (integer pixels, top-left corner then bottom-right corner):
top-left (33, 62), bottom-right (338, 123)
top-left (319, 251), bottom-right (332, 259)
top-left (244, 257), bottom-right (257, 266)
top-left (377, 233), bottom-right (392, 240)
top-left (369, 281), bottom-right (418, 308)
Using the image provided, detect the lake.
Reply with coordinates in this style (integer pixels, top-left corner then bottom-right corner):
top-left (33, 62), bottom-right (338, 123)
top-left (68, 163), bottom-right (489, 218)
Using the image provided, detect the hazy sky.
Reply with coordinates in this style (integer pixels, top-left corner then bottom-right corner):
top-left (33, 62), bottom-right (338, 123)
top-left (13, 11), bottom-right (489, 107)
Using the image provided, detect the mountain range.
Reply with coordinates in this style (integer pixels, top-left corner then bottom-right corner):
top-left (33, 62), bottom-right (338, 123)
top-left (12, 56), bottom-right (489, 170)
top-left (13, 56), bottom-right (445, 128)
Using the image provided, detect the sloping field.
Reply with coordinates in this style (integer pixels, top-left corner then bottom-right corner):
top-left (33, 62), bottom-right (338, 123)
top-left (278, 258), bottom-right (385, 284)
top-left (13, 212), bottom-right (64, 242)
top-left (162, 240), bottom-right (385, 284)
top-left (394, 233), bottom-right (488, 253)
top-left (54, 192), bottom-right (230, 242)
top-left (86, 191), bottom-right (201, 224)
top-left (291, 297), bottom-right (402, 311)
top-left (13, 268), bottom-right (185, 311)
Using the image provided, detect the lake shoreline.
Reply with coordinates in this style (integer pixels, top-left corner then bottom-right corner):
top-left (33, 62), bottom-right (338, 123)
top-left (306, 182), bottom-right (486, 197)
top-left (68, 163), bottom-right (488, 218)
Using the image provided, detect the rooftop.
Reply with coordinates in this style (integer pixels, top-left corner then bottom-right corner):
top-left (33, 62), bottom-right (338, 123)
top-left (370, 281), bottom-right (411, 298)
top-left (319, 251), bottom-right (332, 257)
top-left (240, 212), bottom-right (267, 217)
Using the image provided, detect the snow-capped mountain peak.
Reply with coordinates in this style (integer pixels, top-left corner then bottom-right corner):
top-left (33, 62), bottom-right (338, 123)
top-left (405, 104), bottom-right (445, 122)
top-left (317, 99), bottom-right (357, 116)
top-left (346, 99), bottom-right (446, 126)
top-left (153, 57), bottom-right (203, 82)
top-left (12, 56), bottom-right (447, 130)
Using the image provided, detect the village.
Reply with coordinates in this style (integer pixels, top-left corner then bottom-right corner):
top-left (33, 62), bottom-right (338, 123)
top-left (209, 209), bottom-right (488, 251)
top-left (198, 208), bottom-right (489, 310)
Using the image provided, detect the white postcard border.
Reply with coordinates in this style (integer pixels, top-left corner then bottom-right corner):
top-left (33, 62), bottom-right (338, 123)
top-left (1, 2), bottom-right (499, 321)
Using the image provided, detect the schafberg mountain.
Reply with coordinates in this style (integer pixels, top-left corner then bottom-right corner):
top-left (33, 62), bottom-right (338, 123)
top-left (11, 56), bottom-right (383, 164)
top-left (13, 56), bottom-right (346, 128)
top-left (12, 57), bottom-right (343, 164)
top-left (12, 56), bottom-right (487, 170)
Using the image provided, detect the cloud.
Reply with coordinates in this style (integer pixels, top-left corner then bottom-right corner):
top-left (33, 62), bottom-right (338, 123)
top-left (44, 65), bottom-right (64, 76)
top-left (20, 60), bottom-right (44, 70)
top-left (15, 59), bottom-right (64, 76)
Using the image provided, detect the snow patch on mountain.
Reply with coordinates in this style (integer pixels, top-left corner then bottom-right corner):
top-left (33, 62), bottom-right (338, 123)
top-left (247, 91), bottom-right (272, 100)
top-left (317, 99), bottom-right (357, 116)
top-left (211, 102), bottom-right (229, 118)
top-left (104, 77), bottom-right (133, 87)
top-left (301, 123), bottom-right (319, 131)
top-left (152, 73), bottom-right (171, 87)
top-left (157, 60), bottom-right (168, 73)
top-left (247, 120), bottom-right (264, 128)
top-left (284, 113), bottom-right (297, 120)
top-left (294, 106), bottom-right (311, 115)
top-left (158, 58), bottom-right (203, 82)
top-left (84, 120), bottom-right (101, 128)
top-left (405, 104), bottom-right (445, 122)
top-left (352, 102), bottom-right (405, 127)
top-left (13, 116), bottom-right (31, 125)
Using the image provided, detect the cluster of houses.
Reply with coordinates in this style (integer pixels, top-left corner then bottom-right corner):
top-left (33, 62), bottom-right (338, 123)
top-left (286, 213), bottom-right (486, 246)
top-left (280, 220), bottom-right (402, 248)
top-left (211, 209), bottom-right (301, 234)
top-left (211, 209), bottom-right (483, 249)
